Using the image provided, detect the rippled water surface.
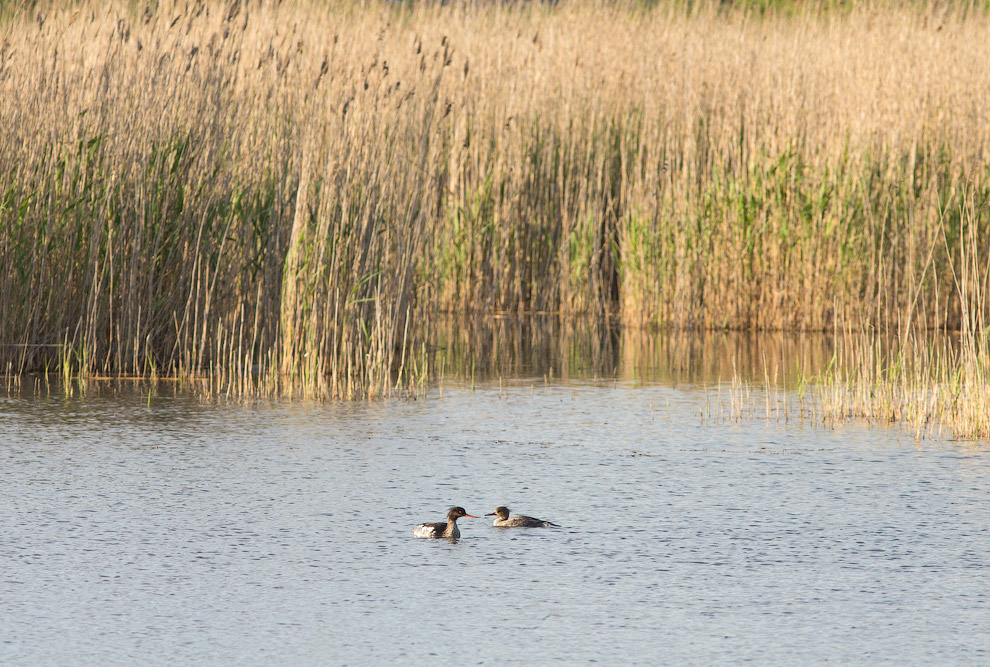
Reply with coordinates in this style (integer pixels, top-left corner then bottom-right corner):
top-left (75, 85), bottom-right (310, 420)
top-left (2, 381), bottom-right (989, 665)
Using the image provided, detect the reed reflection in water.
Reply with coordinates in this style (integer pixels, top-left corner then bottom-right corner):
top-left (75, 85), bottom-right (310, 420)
top-left (425, 316), bottom-right (836, 387)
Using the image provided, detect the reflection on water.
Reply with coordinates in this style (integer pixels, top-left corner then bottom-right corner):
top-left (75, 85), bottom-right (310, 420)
top-left (425, 316), bottom-right (839, 386)
top-left (1, 378), bottom-right (989, 665)
top-left (4, 319), bottom-right (965, 406)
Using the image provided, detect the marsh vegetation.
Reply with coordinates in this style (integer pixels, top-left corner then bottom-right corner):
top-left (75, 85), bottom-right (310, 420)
top-left (2, 1), bottom-right (989, 435)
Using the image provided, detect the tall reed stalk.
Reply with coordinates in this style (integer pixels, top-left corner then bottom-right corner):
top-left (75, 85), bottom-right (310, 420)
top-left (2, 1), bottom-right (989, 404)
top-left (816, 201), bottom-right (990, 440)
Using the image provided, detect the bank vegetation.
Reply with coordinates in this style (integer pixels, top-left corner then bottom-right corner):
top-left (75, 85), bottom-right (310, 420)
top-left (1, 0), bottom-right (988, 434)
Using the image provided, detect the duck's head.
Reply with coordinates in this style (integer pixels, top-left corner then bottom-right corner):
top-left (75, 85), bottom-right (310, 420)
top-left (448, 506), bottom-right (477, 520)
top-left (485, 506), bottom-right (510, 520)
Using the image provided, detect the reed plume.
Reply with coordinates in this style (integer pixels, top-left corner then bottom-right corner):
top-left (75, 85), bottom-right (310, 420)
top-left (1, 1), bottom-right (989, 407)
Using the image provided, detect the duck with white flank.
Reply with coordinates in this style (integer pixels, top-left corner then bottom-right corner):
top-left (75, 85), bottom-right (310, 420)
top-left (413, 507), bottom-right (477, 538)
top-left (486, 506), bottom-right (559, 528)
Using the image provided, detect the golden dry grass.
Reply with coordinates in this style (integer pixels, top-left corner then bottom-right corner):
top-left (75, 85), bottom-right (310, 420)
top-left (1, 0), bottom-right (989, 413)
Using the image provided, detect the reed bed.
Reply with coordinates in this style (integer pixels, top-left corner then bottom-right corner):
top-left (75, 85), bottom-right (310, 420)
top-left (2, 0), bottom-right (990, 410)
top-left (811, 329), bottom-right (990, 439)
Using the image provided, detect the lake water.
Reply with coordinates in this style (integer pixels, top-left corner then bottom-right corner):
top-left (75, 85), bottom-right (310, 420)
top-left (2, 378), bottom-right (989, 665)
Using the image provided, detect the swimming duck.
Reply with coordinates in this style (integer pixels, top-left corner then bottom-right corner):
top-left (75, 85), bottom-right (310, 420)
top-left (486, 506), bottom-right (559, 528)
top-left (413, 506), bottom-right (477, 538)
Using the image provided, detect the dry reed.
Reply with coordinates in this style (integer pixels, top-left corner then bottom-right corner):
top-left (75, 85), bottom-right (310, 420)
top-left (2, 1), bottom-right (990, 412)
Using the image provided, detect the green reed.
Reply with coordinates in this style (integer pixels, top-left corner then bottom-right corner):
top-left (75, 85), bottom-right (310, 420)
top-left (1, 0), bottom-right (989, 411)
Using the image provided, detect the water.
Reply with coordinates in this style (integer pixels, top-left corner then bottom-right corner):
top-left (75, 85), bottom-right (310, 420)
top-left (2, 380), bottom-right (989, 665)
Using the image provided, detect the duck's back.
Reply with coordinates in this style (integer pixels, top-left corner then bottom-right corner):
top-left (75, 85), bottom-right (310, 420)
top-left (497, 515), bottom-right (558, 528)
top-left (413, 521), bottom-right (446, 538)
top-left (413, 521), bottom-right (460, 538)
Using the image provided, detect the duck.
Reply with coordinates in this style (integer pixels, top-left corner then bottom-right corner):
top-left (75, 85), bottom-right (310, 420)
top-left (413, 506), bottom-right (477, 538)
top-left (486, 506), bottom-right (559, 528)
